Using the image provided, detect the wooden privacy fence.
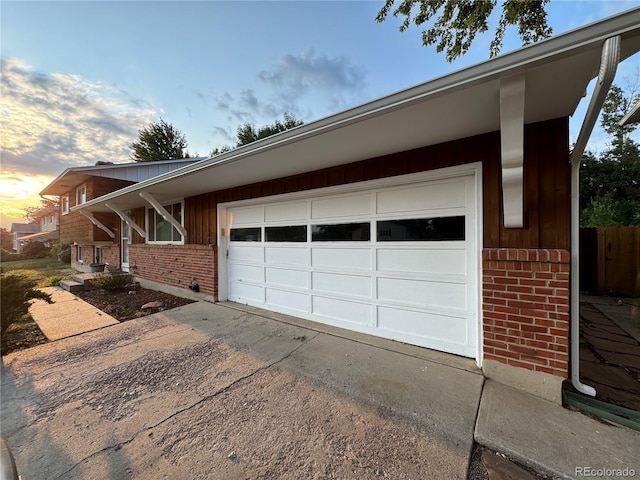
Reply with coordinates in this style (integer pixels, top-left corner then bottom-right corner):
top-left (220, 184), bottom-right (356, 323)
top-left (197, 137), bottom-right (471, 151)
top-left (580, 226), bottom-right (640, 297)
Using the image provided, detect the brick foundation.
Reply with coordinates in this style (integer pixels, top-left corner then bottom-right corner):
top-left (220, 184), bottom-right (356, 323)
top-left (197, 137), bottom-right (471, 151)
top-left (129, 244), bottom-right (217, 297)
top-left (482, 248), bottom-right (570, 378)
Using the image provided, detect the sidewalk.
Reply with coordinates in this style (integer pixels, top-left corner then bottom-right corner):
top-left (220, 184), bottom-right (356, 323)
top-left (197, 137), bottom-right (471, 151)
top-left (29, 286), bottom-right (118, 340)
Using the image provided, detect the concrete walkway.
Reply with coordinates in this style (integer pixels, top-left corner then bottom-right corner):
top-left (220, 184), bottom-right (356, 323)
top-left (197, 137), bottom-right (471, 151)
top-left (7, 297), bottom-right (640, 479)
top-left (29, 287), bottom-right (118, 340)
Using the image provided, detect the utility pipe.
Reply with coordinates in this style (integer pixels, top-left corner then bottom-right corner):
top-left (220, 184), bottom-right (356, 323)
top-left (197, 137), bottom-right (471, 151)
top-left (569, 35), bottom-right (620, 397)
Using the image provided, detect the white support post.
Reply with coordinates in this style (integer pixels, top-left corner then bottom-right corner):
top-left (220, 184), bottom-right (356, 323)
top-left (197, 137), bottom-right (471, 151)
top-left (80, 211), bottom-right (116, 238)
top-left (500, 73), bottom-right (526, 228)
top-left (105, 203), bottom-right (147, 238)
top-left (139, 191), bottom-right (188, 238)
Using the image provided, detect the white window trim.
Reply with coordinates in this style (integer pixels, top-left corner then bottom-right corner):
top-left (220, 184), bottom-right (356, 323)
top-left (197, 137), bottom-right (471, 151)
top-left (76, 184), bottom-right (87, 205)
top-left (76, 245), bottom-right (83, 263)
top-left (145, 199), bottom-right (185, 245)
top-left (62, 194), bottom-right (70, 215)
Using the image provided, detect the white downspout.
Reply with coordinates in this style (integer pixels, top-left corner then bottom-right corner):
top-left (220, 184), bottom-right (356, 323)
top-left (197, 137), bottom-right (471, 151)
top-left (569, 36), bottom-right (620, 397)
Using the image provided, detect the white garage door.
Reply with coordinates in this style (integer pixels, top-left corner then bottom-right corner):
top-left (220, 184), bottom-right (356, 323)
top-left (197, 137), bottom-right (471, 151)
top-left (223, 169), bottom-right (479, 358)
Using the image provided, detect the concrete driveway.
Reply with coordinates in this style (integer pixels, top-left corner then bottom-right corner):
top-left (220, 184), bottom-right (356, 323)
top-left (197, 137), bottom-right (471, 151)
top-left (1, 301), bottom-right (483, 479)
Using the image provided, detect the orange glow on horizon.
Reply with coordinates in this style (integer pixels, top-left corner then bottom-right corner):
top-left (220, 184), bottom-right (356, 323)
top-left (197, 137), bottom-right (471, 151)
top-left (0, 172), bottom-right (55, 229)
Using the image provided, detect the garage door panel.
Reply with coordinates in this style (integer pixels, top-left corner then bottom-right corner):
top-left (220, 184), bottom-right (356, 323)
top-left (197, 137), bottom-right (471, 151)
top-left (231, 206), bottom-right (264, 224)
top-left (377, 306), bottom-right (468, 345)
top-left (265, 202), bottom-right (307, 222)
top-left (229, 283), bottom-right (264, 303)
top-left (266, 288), bottom-right (309, 312)
top-left (226, 170), bottom-right (478, 359)
top-left (266, 267), bottom-right (308, 289)
top-left (265, 246), bottom-right (308, 266)
top-left (312, 271), bottom-right (371, 298)
top-left (376, 180), bottom-right (467, 214)
top-left (311, 194), bottom-right (371, 219)
top-left (311, 248), bottom-right (371, 270)
top-left (377, 248), bottom-right (467, 275)
top-left (377, 277), bottom-right (467, 311)
top-left (312, 296), bottom-right (372, 325)
top-left (228, 245), bottom-right (263, 262)
top-left (229, 264), bottom-right (263, 283)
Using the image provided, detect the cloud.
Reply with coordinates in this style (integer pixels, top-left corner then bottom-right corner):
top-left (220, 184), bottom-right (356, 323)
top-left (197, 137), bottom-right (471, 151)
top-left (207, 50), bottom-right (369, 149)
top-left (0, 58), bottom-right (158, 177)
top-left (258, 48), bottom-right (368, 111)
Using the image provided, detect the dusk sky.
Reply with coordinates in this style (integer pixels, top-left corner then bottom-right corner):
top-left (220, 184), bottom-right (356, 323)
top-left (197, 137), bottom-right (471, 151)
top-left (1, 1), bottom-right (639, 229)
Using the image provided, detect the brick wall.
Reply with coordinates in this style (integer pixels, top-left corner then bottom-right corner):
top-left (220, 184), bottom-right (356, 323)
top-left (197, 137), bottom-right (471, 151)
top-left (102, 245), bottom-right (121, 270)
top-left (482, 248), bottom-right (570, 378)
top-left (129, 244), bottom-right (217, 297)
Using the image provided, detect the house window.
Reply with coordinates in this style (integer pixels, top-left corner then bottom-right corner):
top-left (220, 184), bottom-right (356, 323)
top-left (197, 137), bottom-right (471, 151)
top-left (43, 216), bottom-right (47, 225)
top-left (76, 185), bottom-right (87, 205)
top-left (76, 245), bottom-right (83, 262)
top-left (50, 215), bottom-right (55, 224)
top-left (95, 247), bottom-right (102, 264)
top-left (62, 195), bottom-right (70, 215)
top-left (147, 202), bottom-right (184, 243)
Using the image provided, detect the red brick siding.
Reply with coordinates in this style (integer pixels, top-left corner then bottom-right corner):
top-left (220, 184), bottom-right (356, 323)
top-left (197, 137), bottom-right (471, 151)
top-left (129, 244), bottom-right (217, 297)
top-left (101, 245), bottom-right (121, 269)
top-left (483, 248), bottom-right (570, 378)
top-left (59, 177), bottom-right (134, 243)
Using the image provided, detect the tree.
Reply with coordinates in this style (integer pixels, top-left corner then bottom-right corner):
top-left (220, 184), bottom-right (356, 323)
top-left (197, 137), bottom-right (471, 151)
top-left (210, 113), bottom-right (303, 156)
top-left (375, 0), bottom-right (552, 62)
top-left (1, 273), bottom-right (53, 334)
top-left (130, 119), bottom-right (189, 162)
top-left (22, 198), bottom-right (59, 223)
top-left (580, 84), bottom-right (640, 227)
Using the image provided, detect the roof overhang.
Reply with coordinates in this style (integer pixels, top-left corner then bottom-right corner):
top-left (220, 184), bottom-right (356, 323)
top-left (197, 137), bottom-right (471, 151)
top-left (75, 7), bottom-right (640, 215)
top-left (40, 158), bottom-right (202, 197)
top-left (620, 99), bottom-right (640, 126)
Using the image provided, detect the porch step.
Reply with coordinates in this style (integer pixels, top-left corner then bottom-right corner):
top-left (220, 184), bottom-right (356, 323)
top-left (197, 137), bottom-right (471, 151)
top-left (59, 279), bottom-right (85, 293)
top-left (70, 273), bottom-right (101, 289)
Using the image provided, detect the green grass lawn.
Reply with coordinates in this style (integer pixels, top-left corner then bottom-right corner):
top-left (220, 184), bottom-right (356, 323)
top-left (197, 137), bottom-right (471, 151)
top-left (0, 257), bottom-right (72, 287)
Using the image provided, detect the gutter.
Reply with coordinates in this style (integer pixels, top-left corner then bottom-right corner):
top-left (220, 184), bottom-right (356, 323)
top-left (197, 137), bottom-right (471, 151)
top-left (568, 36), bottom-right (621, 397)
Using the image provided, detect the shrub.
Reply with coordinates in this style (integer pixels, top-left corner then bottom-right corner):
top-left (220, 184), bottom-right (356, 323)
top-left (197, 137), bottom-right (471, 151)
top-left (21, 241), bottom-right (50, 259)
top-left (49, 242), bottom-right (71, 263)
top-left (1, 249), bottom-right (23, 262)
top-left (1, 273), bottom-right (53, 333)
top-left (43, 274), bottom-right (71, 287)
top-left (91, 270), bottom-right (133, 291)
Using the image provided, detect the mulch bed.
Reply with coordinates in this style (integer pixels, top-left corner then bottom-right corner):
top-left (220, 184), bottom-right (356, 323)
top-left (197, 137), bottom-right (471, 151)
top-left (2, 286), bottom-right (195, 356)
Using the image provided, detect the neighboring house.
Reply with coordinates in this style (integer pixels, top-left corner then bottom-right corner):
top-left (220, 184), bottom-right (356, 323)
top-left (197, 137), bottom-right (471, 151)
top-left (61, 10), bottom-right (640, 404)
top-left (16, 206), bottom-right (61, 249)
top-left (40, 158), bottom-right (202, 272)
top-left (10, 223), bottom-right (41, 252)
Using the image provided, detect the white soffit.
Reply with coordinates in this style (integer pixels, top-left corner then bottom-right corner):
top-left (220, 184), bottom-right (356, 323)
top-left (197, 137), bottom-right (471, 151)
top-left (74, 8), bottom-right (640, 214)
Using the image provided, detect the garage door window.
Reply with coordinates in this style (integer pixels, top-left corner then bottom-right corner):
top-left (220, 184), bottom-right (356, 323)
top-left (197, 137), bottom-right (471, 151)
top-left (265, 225), bottom-right (307, 242)
top-left (230, 227), bottom-right (262, 242)
top-left (312, 222), bottom-right (370, 242)
top-left (377, 216), bottom-right (465, 241)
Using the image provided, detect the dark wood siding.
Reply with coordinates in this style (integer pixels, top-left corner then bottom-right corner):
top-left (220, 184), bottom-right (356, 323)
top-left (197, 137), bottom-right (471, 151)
top-left (185, 117), bottom-right (570, 250)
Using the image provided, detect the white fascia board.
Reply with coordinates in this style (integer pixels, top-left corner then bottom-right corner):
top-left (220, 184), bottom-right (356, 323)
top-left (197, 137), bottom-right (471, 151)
top-left (620, 100), bottom-right (640, 126)
top-left (72, 8), bottom-right (640, 214)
